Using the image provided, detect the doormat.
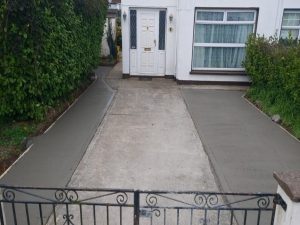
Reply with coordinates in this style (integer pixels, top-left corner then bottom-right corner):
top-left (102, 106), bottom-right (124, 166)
top-left (139, 77), bottom-right (152, 81)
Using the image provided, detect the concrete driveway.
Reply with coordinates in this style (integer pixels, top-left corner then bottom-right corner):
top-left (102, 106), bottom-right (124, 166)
top-left (69, 78), bottom-right (218, 192)
top-left (46, 77), bottom-right (223, 225)
top-left (181, 88), bottom-right (300, 193)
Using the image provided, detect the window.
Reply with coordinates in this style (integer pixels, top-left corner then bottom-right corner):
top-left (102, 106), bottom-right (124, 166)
top-left (280, 10), bottom-right (300, 39)
top-left (130, 10), bottom-right (137, 49)
top-left (159, 11), bottom-right (166, 50)
top-left (192, 9), bottom-right (257, 71)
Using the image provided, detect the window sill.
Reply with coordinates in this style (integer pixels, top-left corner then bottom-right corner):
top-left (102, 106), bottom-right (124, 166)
top-left (190, 70), bottom-right (247, 76)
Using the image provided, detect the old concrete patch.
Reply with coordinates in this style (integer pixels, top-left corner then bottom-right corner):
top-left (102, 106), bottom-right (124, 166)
top-left (69, 78), bottom-right (218, 191)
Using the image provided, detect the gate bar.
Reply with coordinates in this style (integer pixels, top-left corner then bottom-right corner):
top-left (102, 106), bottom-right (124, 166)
top-left (134, 191), bottom-right (140, 225)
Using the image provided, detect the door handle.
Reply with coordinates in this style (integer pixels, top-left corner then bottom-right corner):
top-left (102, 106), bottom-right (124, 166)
top-left (154, 39), bottom-right (156, 47)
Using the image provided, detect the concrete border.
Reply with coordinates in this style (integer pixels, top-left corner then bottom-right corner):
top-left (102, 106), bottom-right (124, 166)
top-left (181, 88), bottom-right (300, 195)
top-left (0, 66), bottom-right (116, 187)
top-left (0, 144), bottom-right (34, 181)
top-left (0, 77), bottom-right (101, 181)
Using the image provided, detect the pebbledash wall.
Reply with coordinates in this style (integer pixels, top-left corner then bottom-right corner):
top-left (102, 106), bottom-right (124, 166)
top-left (121, 0), bottom-right (300, 83)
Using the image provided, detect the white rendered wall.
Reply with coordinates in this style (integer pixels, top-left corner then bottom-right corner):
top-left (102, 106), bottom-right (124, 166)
top-left (176, 0), bottom-right (300, 82)
top-left (122, 0), bottom-right (300, 81)
top-left (121, 0), bottom-right (177, 75)
top-left (274, 186), bottom-right (300, 225)
top-left (121, 4), bottom-right (130, 74)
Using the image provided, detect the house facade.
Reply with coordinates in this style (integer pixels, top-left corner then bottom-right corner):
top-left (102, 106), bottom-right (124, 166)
top-left (121, 0), bottom-right (300, 84)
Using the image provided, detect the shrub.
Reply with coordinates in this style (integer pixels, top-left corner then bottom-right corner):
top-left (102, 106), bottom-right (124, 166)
top-left (244, 35), bottom-right (300, 137)
top-left (0, 0), bottom-right (107, 120)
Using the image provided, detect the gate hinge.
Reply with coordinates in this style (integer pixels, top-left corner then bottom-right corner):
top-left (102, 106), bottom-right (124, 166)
top-left (273, 194), bottom-right (287, 211)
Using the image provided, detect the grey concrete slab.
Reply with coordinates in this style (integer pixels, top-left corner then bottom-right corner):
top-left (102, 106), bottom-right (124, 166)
top-left (0, 66), bottom-right (115, 187)
top-left (181, 88), bottom-right (300, 193)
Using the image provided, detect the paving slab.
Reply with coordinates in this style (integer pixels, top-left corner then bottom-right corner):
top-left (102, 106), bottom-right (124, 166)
top-left (181, 88), bottom-right (300, 193)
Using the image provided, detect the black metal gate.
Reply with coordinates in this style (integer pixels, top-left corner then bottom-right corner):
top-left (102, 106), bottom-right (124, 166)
top-left (0, 185), bottom-right (285, 225)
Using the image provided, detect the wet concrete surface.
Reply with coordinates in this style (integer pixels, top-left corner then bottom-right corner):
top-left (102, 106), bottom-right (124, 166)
top-left (1, 67), bottom-right (115, 187)
top-left (181, 88), bottom-right (300, 193)
top-left (0, 66), bottom-right (115, 225)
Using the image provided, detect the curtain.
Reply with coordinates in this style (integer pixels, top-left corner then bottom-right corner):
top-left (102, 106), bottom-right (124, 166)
top-left (193, 47), bottom-right (245, 68)
top-left (197, 11), bottom-right (223, 21)
top-left (282, 12), bottom-right (300, 26)
top-left (280, 11), bottom-right (300, 39)
top-left (193, 11), bottom-right (255, 69)
top-left (227, 12), bottom-right (255, 21)
top-left (193, 24), bottom-right (252, 68)
top-left (194, 24), bottom-right (254, 44)
top-left (280, 29), bottom-right (299, 39)
top-left (197, 11), bottom-right (254, 22)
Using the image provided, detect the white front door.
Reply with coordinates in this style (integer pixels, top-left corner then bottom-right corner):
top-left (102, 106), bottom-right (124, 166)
top-left (136, 9), bottom-right (165, 76)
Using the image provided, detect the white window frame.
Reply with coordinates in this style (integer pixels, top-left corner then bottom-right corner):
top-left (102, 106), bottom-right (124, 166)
top-left (280, 10), bottom-right (300, 39)
top-left (192, 9), bottom-right (257, 71)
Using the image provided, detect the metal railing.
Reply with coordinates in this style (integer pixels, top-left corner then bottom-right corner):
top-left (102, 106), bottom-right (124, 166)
top-left (0, 185), bottom-right (282, 225)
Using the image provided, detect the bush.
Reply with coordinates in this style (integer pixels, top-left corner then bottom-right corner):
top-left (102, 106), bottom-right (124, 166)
top-left (0, 0), bottom-right (107, 120)
top-left (244, 35), bottom-right (300, 137)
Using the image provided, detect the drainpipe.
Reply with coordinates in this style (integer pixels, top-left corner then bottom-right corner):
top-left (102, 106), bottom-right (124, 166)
top-left (174, 0), bottom-right (180, 79)
top-left (275, 0), bottom-right (284, 37)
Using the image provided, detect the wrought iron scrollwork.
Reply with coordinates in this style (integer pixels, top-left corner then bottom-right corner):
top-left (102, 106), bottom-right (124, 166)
top-left (194, 193), bottom-right (206, 207)
top-left (55, 189), bottom-right (79, 203)
top-left (146, 194), bottom-right (158, 207)
top-left (206, 194), bottom-right (219, 208)
top-left (145, 194), bottom-right (161, 218)
top-left (116, 192), bottom-right (128, 205)
top-left (0, 185), bottom-right (277, 225)
top-left (257, 196), bottom-right (270, 209)
top-left (63, 214), bottom-right (75, 225)
top-left (194, 194), bottom-right (219, 208)
top-left (151, 209), bottom-right (161, 217)
top-left (2, 189), bottom-right (15, 202)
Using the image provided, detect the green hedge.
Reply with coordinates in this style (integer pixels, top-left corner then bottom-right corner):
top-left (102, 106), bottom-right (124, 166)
top-left (244, 35), bottom-right (300, 137)
top-left (0, 0), bottom-right (107, 120)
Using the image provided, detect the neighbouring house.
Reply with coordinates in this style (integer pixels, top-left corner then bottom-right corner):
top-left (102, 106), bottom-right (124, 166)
top-left (101, 0), bottom-right (121, 57)
top-left (121, 0), bottom-right (300, 84)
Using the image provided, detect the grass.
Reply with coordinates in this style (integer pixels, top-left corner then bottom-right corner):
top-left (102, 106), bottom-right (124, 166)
top-left (0, 121), bottom-right (36, 147)
top-left (246, 87), bottom-right (300, 139)
top-left (0, 119), bottom-right (37, 174)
